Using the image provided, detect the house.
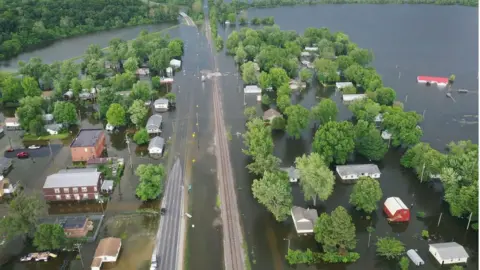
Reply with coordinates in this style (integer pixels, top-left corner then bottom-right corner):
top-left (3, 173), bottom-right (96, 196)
top-left (42, 168), bottom-right (103, 201)
top-left (304, 47), bottom-right (319, 52)
top-left (148, 136), bottom-right (165, 155)
top-left (4, 117), bottom-right (20, 130)
top-left (244, 85), bottom-right (262, 94)
top-left (70, 129), bottom-right (106, 162)
top-left (136, 68), bottom-right (150, 77)
top-left (101, 180), bottom-right (114, 193)
top-left (300, 60), bottom-right (314, 69)
top-left (170, 59), bottom-right (182, 69)
top-left (280, 166), bottom-right (300, 183)
top-left (166, 67), bottom-right (173, 77)
top-left (406, 249), bottom-right (425, 266)
top-left (335, 82), bottom-right (353, 90)
top-left (0, 157), bottom-right (12, 175)
top-left (146, 115), bottom-right (163, 134)
top-left (342, 94), bottom-right (366, 102)
top-left (0, 176), bottom-right (16, 198)
top-left (160, 77), bottom-right (174, 84)
top-left (45, 124), bottom-right (63, 135)
top-left (79, 92), bottom-right (94, 101)
top-left (383, 197), bottom-right (410, 222)
top-left (42, 114), bottom-right (54, 124)
top-left (105, 123), bottom-right (115, 132)
top-left (335, 164), bottom-right (381, 182)
top-left (428, 242), bottom-right (469, 265)
top-left (154, 98), bottom-right (169, 112)
top-left (61, 216), bottom-right (93, 238)
top-left (291, 206), bottom-right (318, 234)
top-left (263, 109), bottom-right (281, 122)
top-left (64, 90), bottom-right (74, 99)
top-left (417, 76), bottom-right (449, 85)
top-left (91, 237), bottom-right (122, 270)
top-left (300, 52), bottom-right (311, 57)
top-left (381, 130), bottom-right (392, 140)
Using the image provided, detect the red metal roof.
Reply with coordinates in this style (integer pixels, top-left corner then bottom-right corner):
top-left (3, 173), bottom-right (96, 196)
top-left (417, 76), bottom-right (449, 84)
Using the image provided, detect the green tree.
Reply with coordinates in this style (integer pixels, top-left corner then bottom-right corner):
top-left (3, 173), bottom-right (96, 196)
top-left (70, 78), bottom-right (82, 97)
top-left (314, 206), bottom-right (356, 253)
top-left (269, 68), bottom-right (290, 90)
top-left (33, 224), bottom-right (66, 251)
top-left (0, 192), bottom-right (46, 240)
top-left (276, 94), bottom-right (291, 113)
top-left (399, 256), bottom-right (410, 270)
top-left (261, 94), bottom-right (272, 105)
top-left (226, 31), bottom-right (240, 53)
top-left (165, 93), bottom-right (176, 102)
top-left (299, 68), bottom-right (313, 83)
top-left (133, 128), bottom-right (150, 145)
top-left (310, 98), bottom-right (338, 125)
top-left (271, 116), bottom-right (286, 130)
top-left (349, 48), bottom-right (373, 66)
top-left (110, 72), bottom-right (136, 92)
top-left (252, 170), bottom-right (293, 222)
top-left (244, 106), bottom-right (257, 121)
top-left (53, 101), bottom-right (78, 126)
top-left (226, 13), bottom-right (236, 23)
top-left (149, 48), bottom-right (170, 74)
top-left (374, 87), bottom-right (396, 106)
top-left (21, 76), bottom-right (42, 97)
top-left (135, 164), bottom-right (166, 201)
top-left (313, 121), bottom-right (355, 165)
top-left (375, 237), bottom-right (405, 259)
top-left (106, 103), bottom-right (126, 126)
top-left (243, 118), bottom-right (273, 158)
top-left (97, 88), bottom-right (122, 118)
top-left (295, 153), bottom-right (335, 206)
top-left (449, 74), bottom-right (456, 84)
top-left (348, 98), bottom-right (381, 123)
top-left (128, 100), bottom-right (148, 128)
top-left (349, 176), bottom-right (383, 213)
top-left (1, 75), bottom-right (24, 103)
top-left (284, 105), bottom-right (310, 139)
top-left (18, 57), bottom-right (47, 82)
top-left (16, 96), bottom-right (44, 131)
top-left (314, 58), bottom-right (339, 84)
top-left (130, 81), bottom-right (152, 102)
top-left (342, 85), bottom-right (357, 94)
top-left (81, 78), bottom-right (94, 92)
top-left (336, 55), bottom-right (354, 71)
top-left (247, 154), bottom-right (281, 176)
top-left (215, 35), bottom-right (224, 51)
top-left (258, 72), bottom-right (272, 90)
top-left (400, 142), bottom-right (445, 182)
top-left (241, 61), bottom-right (258, 84)
top-left (86, 59), bottom-right (106, 80)
top-left (354, 120), bottom-right (388, 161)
top-left (124, 57), bottom-right (139, 74)
top-left (234, 46), bottom-right (247, 64)
top-left (168, 39), bottom-right (183, 58)
top-left (382, 107), bottom-right (423, 147)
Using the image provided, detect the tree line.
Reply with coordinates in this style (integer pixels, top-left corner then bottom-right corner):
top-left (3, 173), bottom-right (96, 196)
top-left (0, 0), bottom-right (181, 60)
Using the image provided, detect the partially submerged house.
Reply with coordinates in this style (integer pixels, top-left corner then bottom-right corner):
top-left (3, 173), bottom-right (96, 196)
top-left (244, 85), bottom-right (262, 94)
top-left (428, 242), bottom-right (469, 265)
top-left (342, 94), bottom-right (366, 103)
top-left (291, 206), bottom-right (318, 234)
top-left (280, 166), bottom-right (300, 183)
top-left (263, 108), bottom-right (281, 123)
top-left (0, 157), bottom-right (13, 175)
top-left (91, 237), bottom-right (122, 270)
top-left (148, 136), bottom-right (165, 155)
top-left (170, 59), bottom-right (182, 69)
top-left (42, 114), bottom-right (54, 124)
top-left (335, 164), bottom-right (381, 183)
top-left (43, 168), bottom-right (103, 201)
top-left (136, 68), bottom-right (150, 77)
top-left (166, 67), bottom-right (173, 77)
top-left (335, 82), bottom-right (353, 90)
top-left (304, 47), bottom-right (319, 52)
top-left (4, 117), bottom-right (20, 130)
top-left (45, 123), bottom-right (63, 135)
top-left (381, 130), bottom-right (392, 140)
top-left (146, 115), bottom-right (163, 134)
top-left (154, 98), bottom-right (169, 112)
top-left (64, 90), bottom-right (74, 100)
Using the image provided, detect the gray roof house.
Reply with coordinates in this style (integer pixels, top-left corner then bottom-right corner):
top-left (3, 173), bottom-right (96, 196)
top-left (291, 206), bottom-right (318, 234)
top-left (280, 166), bottom-right (300, 183)
top-left (148, 136), bottom-right (165, 155)
top-left (336, 164), bottom-right (381, 183)
top-left (146, 115), bottom-right (163, 134)
top-left (154, 98), bottom-right (169, 112)
top-left (429, 242), bottom-right (469, 265)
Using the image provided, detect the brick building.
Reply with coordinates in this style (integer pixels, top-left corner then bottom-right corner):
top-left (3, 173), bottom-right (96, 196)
top-left (70, 129), bottom-right (106, 162)
top-left (42, 168), bottom-right (103, 201)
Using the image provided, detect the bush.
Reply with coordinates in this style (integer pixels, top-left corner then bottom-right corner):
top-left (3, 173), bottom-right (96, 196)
top-left (399, 256), bottom-right (409, 270)
top-left (421, 230), bottom-right (429, 239)
top-left (375, 237), bottom-right (405, 260)
top-left (471, 223), bottom-right (478, 230)
top-left (321, 252), bottom-right (360, 263)
top-left (271, 116), bottom-right (286, 130)
top-left (133, 129), bottom-right (150, 145)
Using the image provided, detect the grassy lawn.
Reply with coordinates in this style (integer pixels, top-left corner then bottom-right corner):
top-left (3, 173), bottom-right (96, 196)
top-left (23, 133), bottom-right (70, 141)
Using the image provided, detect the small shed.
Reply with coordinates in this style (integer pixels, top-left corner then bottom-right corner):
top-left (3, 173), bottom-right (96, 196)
top-left (170, 59), bottom-right (182, 69)
top-left (64, 90), bottom-right (74, 99)
top-left (407, 249), bottom-right (425, 266)
top-left (381, 130), bottom-right (392, 140)
top-left (244, 85), bottom-right (262, 94)
top-left (263, 109), bottom-right (281, 122)
top-left (304, 47), bottom-right (319, 52)
top-left (342, 94), bottom-right (366, 103)
top-left (335, 164), bottom-right (381, 182)
top-left (154, 98), bottom-right (169, 112)
top-left (45, 124), bottom-right (63, 135)
top-left (335, 82), bottom-right (353, 90)
top-left (383, 197), bottom-right (410, 222)
top-left (428, 242), bottom-right (469, 265)
top-left (280, 166), bottom-right (300, 183)
top-left (166, 67), bottom-right (173, 77)
top-left (148, 136), bottom-right (165, 155)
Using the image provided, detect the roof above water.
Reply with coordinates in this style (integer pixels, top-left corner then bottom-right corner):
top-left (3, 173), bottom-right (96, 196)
top-left (70, 129), bottom-right (104, 147)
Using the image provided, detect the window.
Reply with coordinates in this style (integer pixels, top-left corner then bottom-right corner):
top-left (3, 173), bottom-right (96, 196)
top-left (73, 187), bottom-right (78, 193)
top-left (54, 188), bottom-right (60, 194)
top-left (56, 195), bottom-right (61, 200)
top-left (83, 193), bottom-right (89, 199)
top-left (74, 194), bottom-right (80, 200)
top-left (81, 187), bottom-right (88, 192)
top-left (94, 187), bottom-right (97, 192)
top-left (63, 188), bottom-right (69, 193)
top-left (65, 194), bottom-right (71, 200)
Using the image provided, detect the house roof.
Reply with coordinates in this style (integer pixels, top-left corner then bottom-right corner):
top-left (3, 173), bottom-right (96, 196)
top-left (384, 197), bottom-right (408, 214)
top-left (146, 114), bottom-right (163, 128)
top-left (429, 242), bottom-right (469, 260)
top-left (280, 166), bottom-right (299, 179)
top-left (263, 109), bottom-right (280, 120)
top-left (43, 169), bottom-right (101, 189)
top-left (291, 207), bottom-right (318, 232)
top-left (154, 98), bottom-right (169, 105)
top-left (101, 180), bottom-right (114, 190)
top-left (42, 114), bottom-right (54, 121)
top-left (45, 123), bottom-right (63, 131)
top-left (148, 136), bottom-right (165, 150)
top-left (336, 164), bottom-right (380, 177)
top-left (70, 129), bottom-right (104, 148)
top-left (336, 82), bottom-right (353, 89)
top-left (244, 85), bottom-right (261, 94)
top-left (62, 216), bottom-right (88, 229)
top-left (94, 237), bottom-right (122, 258)
top-left (4, 117), bottom-right (18, 123)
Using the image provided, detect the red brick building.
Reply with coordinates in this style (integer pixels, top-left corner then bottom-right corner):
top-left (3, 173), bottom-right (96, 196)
top-left (70, 129), bottom-right (106, 162)
top-left (43, 168), bottom-right (103, 201)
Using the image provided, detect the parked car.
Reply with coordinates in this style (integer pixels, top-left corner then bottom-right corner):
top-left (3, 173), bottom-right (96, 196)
top-left (17, 152), bottom-right (29, 159)
top-left (28, 145), bottom-right (40, 150)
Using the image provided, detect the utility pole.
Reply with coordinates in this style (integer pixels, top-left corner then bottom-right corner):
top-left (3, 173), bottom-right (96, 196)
top-left (404, 95), bottom-right (408, 103)
top-left (48, 141), bottom-right (53, 158)
top-left (422, 109), bottom-right (426, 119)
top-left (437, 212), bottom-right (443, 227)
top-left (74, 243), bottom-right (84, 269)
top-left (467, 212), bottom-right (473, 231)
top-left (420, 162), bottom-right (426, 183)
top-left (283, 238), bottom-right (290, 253)
top-left (125, 134), bottom-right (133, 169)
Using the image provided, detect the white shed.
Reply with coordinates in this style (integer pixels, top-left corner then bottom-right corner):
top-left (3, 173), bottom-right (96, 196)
top-left (381, 130), bottom-right (392, 140)
top-left (407, 249), bottom-right (425, 266)
top-left (429, 242), bottom-right (469, 265)
top-left (170, 59), bottom-right (182, 69)
top-left (342, 94), bottom-right (366, 102)
top-left (45, 124), bottom-right (63, 135)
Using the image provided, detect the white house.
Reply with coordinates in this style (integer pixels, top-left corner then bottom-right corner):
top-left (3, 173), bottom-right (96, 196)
top-left (44, 124), bottom-right (63, 135)
top-left (291, 206), bottom-right (318, 234)
top-left (336, 164), bottom-right (381, 182)
top-left (300, 52), bottom-right (311, 57)
top-left (4, 117), bottom-right (20, 130)
top-left (244, 85), bottom-right (262, 94)
top-left (280, 166), bottom-right (300, 183)
top-left (170, 59), bottom-right (182, 69)
top-left (428, 242), bottom-right (469, 265)
top-left (146, 115), bottom-right (163, 134)
top-left (160, 77), bottom-right (174, 84)
top-left (91, 237), bottom-right (122, 270)
top-left (304, 47), bottom-right (319, 52)
top-left (342, 94), bottom-right (366, 103)
top-left (148, 136), bottom-right (165, 155)
top-left (335, 82), bottom-right (353, 90)
top-left (154, 98), bottom-right (169, 112)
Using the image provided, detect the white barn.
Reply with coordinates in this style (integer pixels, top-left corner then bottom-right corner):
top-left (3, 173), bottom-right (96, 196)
top-left (429, 242), bottom-right (469, 265)
top-left (336, 164), bottom-right (381, 182)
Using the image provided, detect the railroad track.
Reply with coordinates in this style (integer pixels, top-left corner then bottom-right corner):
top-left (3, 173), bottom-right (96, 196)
top-left (205, 14), bottom-right (246, 270)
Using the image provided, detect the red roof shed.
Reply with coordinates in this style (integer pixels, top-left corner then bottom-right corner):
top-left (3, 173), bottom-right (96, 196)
top-left (383, 197), bottom-right (410, 222)
top-left (417, 76), bottom-right (449, 84)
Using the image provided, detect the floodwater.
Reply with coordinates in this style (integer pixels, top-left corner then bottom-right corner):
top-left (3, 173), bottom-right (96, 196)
top-left (0, 4), bottom-right (477, 270)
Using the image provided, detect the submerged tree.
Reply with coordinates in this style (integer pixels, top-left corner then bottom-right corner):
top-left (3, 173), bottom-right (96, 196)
top-left (349, 177), bottom-right (383, 213)
top-left (295, 153), bottom-right (335, 206)
top-left (375, 237), bottom-right (405, 260)
top-left (314, 206), bottom-right (356, 253)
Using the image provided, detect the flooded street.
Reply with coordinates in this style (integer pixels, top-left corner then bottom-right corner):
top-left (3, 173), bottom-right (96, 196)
top-left (0, 4), bottom-right (477, 270)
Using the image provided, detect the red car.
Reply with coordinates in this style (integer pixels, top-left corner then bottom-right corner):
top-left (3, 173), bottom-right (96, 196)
top-left (17, 152), bottom-right (29, 159)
